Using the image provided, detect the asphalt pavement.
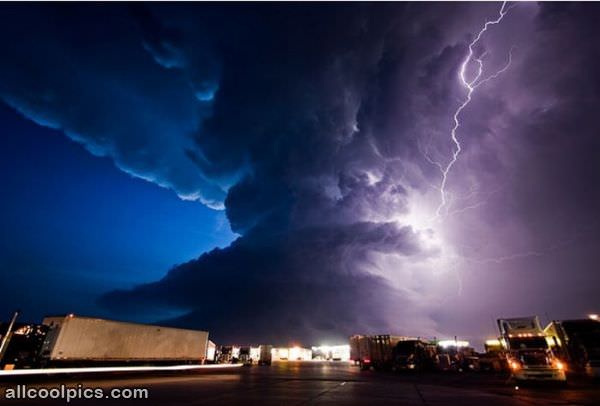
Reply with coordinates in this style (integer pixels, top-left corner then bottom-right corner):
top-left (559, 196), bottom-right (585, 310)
top-left (1, 361), bottom-right (599, 405)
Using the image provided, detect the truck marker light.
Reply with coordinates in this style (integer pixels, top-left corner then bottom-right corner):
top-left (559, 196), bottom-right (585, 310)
top-left (555, 360), bottom-right (565, 371)
top-left (509, 360), bottom-right (521, 371)
top-left (363, 359), bottom-right (371, 363)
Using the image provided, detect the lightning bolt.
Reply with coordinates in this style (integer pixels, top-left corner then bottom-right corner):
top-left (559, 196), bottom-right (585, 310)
top-left (456, 230), bottom-right (589, 265)
top-left (446, 185), bottom-right (504, 217)
top-left (434, 1), bottom-right (515, 218)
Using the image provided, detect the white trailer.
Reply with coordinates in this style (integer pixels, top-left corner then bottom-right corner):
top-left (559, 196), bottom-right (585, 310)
top-left (39, 315), bottom-right (209, 366)
top-left (206, 340), bottom-right (217, 363)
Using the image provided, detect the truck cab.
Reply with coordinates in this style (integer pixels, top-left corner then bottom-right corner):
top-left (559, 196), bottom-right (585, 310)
top-left (479, 339), bottom-right (508, 372)
top-left (239, 346), bottom-right (252, 366)
top-left (393, 340), bottom-right (436, 371)
top-left (498, 317), bottom-right (566, 383)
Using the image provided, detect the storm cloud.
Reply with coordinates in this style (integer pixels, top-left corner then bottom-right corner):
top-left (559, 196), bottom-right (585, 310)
top-left (2, 3), bottom-right (600, 345)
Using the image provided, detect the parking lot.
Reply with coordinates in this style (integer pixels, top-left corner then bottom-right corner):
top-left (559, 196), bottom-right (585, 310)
top-left (1, 361), bottom-right (599, 405)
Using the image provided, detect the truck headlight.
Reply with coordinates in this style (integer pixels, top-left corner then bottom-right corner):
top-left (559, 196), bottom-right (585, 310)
top-left (509, 360), bottom-right (521, 371)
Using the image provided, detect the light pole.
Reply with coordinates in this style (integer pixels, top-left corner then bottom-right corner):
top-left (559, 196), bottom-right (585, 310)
top-left (0, 310), bottom-right (20, 366)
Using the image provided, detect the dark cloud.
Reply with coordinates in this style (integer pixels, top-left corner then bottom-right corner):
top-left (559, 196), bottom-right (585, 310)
top-left (2, 3), bottom-right (600, 345)
top-left (100, 222), bottom-right (425, 344)
top-left (0, 4), bottom-right (227, 208)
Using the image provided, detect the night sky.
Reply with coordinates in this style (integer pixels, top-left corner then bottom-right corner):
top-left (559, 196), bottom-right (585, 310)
top-left (1, 2), bottom-right (599, 347)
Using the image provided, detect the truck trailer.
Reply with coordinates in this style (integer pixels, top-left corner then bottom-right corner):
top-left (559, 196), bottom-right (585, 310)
top-left (39, 315), bottom-right (209, 366)
top-left (350, 335), bottom-right (409, 370)
top-left (258, 345), bottom-right (272, 366)
top-left (545, 318), bottom-right (600, 378)
top-left (498, 316), bottom-right (566, 383)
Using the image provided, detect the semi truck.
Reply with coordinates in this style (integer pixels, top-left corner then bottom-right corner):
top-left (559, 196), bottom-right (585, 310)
top-left (216, 345), bottom-right (234, 364)
top-left (0, 323), bottom-right (48, 369)
top-left (498, 316), bottom-right (566, 383)
top-left (258, 345), bottom-right (272, 366)
top-left (350, 335), bottom-right (413, 370)
top-left (239, 346), bottom-right (252, 366)
top-left (393, 339), bottom-right (437, 371)
top-left (39, 315), bottom-right (209, 367)
top-left (435, 340), bottom-right (478, 372)
top-left (544, 318), bottom-right (600, 378)
top-left (478, 339), bottom-right (508, 372)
